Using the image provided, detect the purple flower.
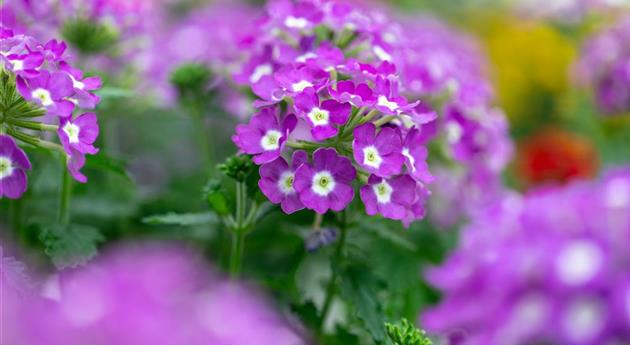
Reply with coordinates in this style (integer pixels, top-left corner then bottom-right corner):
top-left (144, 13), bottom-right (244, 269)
top-left (402, 128), bottom-right (433, 183)
top-left (373, 76), bottom-right (417, 115)
top-left (294, 87), bottom-right (351, 140)
top-left (360, 174), bottom-right (416, 220)
top-left (59, 62), bottom-right (102, 109)
top-left (58, 112), bottom-right (100, 155)
top-left (67, 149), bottom-right (87, 183)
top-left (294, 148), bottom-right (356, 214)
top-left (328, 80), bottom-right (375, 107)
top-left (274, 65), bottom-right (329, 95)
top-left (421, 169), bottom-right (630, 344)
top-left (259, 150), bottom-right (308, 214)
top-left (353, 123), bottom-right (404, 177)
top-left (16, 71), bottom-right (74, 117)
top-left (0, 135), bottom-right (31, 199)
top-left (4, 51), bottom-right (43, 77)
top-left (232, 108), bottom-right (297, 165)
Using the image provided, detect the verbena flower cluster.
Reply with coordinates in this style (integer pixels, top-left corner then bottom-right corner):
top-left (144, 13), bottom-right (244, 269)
top-left (231, 0), bottom-right (433, 225)
top-left (389, 17), bottom-right (513, 227)
top-left (422, 168), bottom-right (630, 344)
top-left (0, 28), bottom-right (101, 199)
top-left (577, 16), bottom-right (630, 115)
top-left (4, 245), bottom-right (307, 345)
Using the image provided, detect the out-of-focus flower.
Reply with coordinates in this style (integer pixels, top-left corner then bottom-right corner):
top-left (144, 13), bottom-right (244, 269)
top-left (516, 128), bottom-right (598, 187)
top-left (0, 28), bottom-right (102, 196)
top-left (577, 16), bottom-right (630, 115)
top-left (422, 168), bottom-right (630, 344)
top-left (8, 244), bottom-right (308, 345)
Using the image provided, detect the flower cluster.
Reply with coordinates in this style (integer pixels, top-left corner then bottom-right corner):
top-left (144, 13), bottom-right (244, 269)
top-left (231, 0), bottom-right (433, 225)
top-left (577, 16), bottom-right (630, 115)
top-left (422, 168), bottom-right (630, 344)
top-left (0, 28), bottom-right (101, 199)
top-left (5, 245), bottom-right (307, 345)
top-left (389, 17), bottom-right (513, 227)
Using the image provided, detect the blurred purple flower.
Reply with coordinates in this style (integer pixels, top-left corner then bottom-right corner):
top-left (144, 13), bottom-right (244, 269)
top-left (0, 135), bottom-right (31, 199)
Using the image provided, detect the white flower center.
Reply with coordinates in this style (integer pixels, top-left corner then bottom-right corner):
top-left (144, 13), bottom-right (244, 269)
top-left (562, 299), bottom-right (604, 343)
top-left (63, 122), bottom-right (81, 144)
top-left (12, 59), bottom-right (24, 71)
top-left (556, 241), bottom-right (603, 286)
top-left (277, 171), bottom-right (295, 195)
top-left (70, 75), bottom-right (85, 90)
top-left (32, 88), bottom-right (53, 106)
top-left (402, 147), bottom-right (415, 172)
top-left (372, 180), bottom-right (393, 204)
top-left (296, 52), bottom-right (317, 63)
top-left (377, 95), bottom-right (398, 112)
top-left (445, 121), bottom-right (463, 143)
top-left (260, 130), bottom-right (282, 151)
top-left (0, 156), bottom-right (14, 180)
top-left (291, 80), bottom-right (313, 92)
top-left (307, 107), bottom-right (330, 126)
top-left (249, 64), bottom-right (272, 84)
top-left (284, 16), bottom-right (308, 29)
top-left (373, 46), bottom-right (392, 62)
top-left (362, 146), bottom-right (382, 169)
top-left (311, 171), bottom-right (336, 197)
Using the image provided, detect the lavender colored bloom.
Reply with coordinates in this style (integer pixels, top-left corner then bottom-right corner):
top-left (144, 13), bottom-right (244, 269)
top-left (4, 51), bottom-right (43, 78)
top-left (353, 123), bottom-right (404, 178)
top-left (0, 135), bottom-right (31, 199)
top-left (305, 227), bottom-right (338, 252)
top-left (17, 71), bottom-right (74, 117)
top-left (232, 108), bottom-right (297, 165)
top-left (373, 76), bottom-right (417, 115)
top-left (402, 128), bottom-right (433, 183)
top-left (328, 80), bottom-right (375, 107)
top-left (274, 65), bottom-right (329, 95)
top-left (259, 150), bottom-right (308, 214)
top-left (59, 62), bottom-right (102, 109)
top-left (58, 113), bottom-right (100, 155)
top-left (294, 148), bottom-right (356, 214)
top-left (422, 169), bottom-right (630, 344)
top-left (360, 174), bottom-right (416, 220)
top-left (67, 149), bottom-right (87, 183)
top-left (294, 87), bottom-right (351, 140)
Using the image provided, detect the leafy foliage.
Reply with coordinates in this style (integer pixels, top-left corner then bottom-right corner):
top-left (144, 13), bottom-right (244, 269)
top-left (142, 212), bottom-right (217, 226)
top-left (386, 319), bottom-right (433, 345)
top-left (39, 224), bottom-right (105, 269)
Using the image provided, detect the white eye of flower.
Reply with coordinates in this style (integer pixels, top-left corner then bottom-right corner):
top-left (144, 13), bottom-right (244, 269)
top-left (0, 156), bottom-right (14, 179)
top-left (556, 240), bottom-right (603, 286)
top-left (402, 147), bottom-right (415, 171)
top-left (562, 299), bottom-right (604, 343)
top-left (63, 122), bottom-right (81, 144)
top-left (12, 59), bottom-right (24, 71)
top-left (445, 121), bottom-right (463, 143)
top-left (284, 16), bottom-right (308, 29)
top-left (249, 64), bottom-right (272, 84)
top-left (32, 88), bottom-right (53, 106)
top-left (373, 45), bottom-right (392, 62)
top-left (292, 80), bottom-right (313, 92)
top-left (377, 95), bottom-right (398, 112)
top-left (372, 180), bottom-right (393, 204)
top-left (307, 107), bottom-right (330, 126)
top-left (311, 171), bottom-right (336, 197)
top-left (260, 130), bottom-right (282, 151)
top-left (70, 75), bottom-right (85, 90)
top-left (277, 171), bottom-right (295, 195)
top-left (296, 52), bottom-right (317, 63)
top-left (362, 146), bottom-right (382, 169)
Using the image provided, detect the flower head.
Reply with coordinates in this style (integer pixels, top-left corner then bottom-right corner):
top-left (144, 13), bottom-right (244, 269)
top-left (294, 87), bottom-right (351, 140)
top-left (360, 174), bottom-right (417, 220)
top-left (353, 123), bottom-right (404, 178)
top-left (58, 113), bottom-right (100, 155)
top-left (259, 150), bottom-right (308, 214)
top-left (0, 135), bottom-right (31, 199)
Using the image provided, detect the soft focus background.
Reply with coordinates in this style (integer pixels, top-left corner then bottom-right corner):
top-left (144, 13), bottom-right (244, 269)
top-left (1, 0), bottom-right (630, 344)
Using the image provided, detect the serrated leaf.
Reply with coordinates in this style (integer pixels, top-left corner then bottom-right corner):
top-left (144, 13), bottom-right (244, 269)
top-left (39, 224), bottom-right (104, 269)
top-left (142, 212), bottom-right (217, 226)
top-left (339, 264), bottom-right (388, 343)
top-left (86, 151), bottom-right (131, 181)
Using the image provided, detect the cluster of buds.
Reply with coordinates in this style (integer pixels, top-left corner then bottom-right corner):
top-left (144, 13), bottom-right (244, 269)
top-left (231, 0), bottom-right (433, 225)
top-left (0, 27), bottom-right (101, 199)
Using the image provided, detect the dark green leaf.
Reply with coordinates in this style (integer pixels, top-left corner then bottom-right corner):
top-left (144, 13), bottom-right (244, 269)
top-left (39, 224), bottom-right (104, 269)
top-left (86, 151), bottom-right (131, 181)
top-left (142, 212), bottom-right (217, 226)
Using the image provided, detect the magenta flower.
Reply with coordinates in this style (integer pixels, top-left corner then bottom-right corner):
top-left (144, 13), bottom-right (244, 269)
top-left (294, 87), bottom-right (351, 140)
top-left (59, 62), bottom-right (102, 109)
top-left (402, 128), bottom-right (433, 183)
top-left (66, 149), bottom-right (87, 183)
top-left (360, 174), bottom-right (416, 220)
top-left (259, 150), bottom-right (308, 214)
top-left (232, 108), bottom-right (297, 165)
top-left (373, 76), bottom-right (417, 115)
top-left (16, 71), bottom-right (74, 117)
top-left (294, 148), bottom-right (356, 214)
top-left (328, 80), bottom-right (375, 107)
top-left (0, 135), bottom-right (31, 199)
top-left (274, 65), bottom-right (329, 95)
top-left (57, 112), bottom-right (100, 155)
top-left (5, 51), bottom-right (43, 78)
top-left (353, 123), bottom-right (404, 177)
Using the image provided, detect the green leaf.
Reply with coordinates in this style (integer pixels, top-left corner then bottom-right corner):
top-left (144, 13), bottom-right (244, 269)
top-left (339, 263), bottom-right (388, 343)
top-left (94, 87), bottom-right (134, 99)
top-left (386, 319), bottom-right (433, 345)
top-left (86, 151), bottom-right (131, 181)
top-left (142, 212), bottom-right (217, 226)
top-left (290, 301), bottom-right (322, 330)
top-left (39, 224), bottom-right (104, 269)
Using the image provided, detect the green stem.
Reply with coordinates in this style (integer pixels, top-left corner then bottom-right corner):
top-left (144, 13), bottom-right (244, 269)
top-left (373, 115), bottom-right (396, 127)
top-left (58, 154), bottom-right (72, 226)
top-left (229, 230), bottom-right (246, 278)
top-left (358, 109), bottom-right (380, 125)
top-left (318, 211), bottom-right (348, 334)
top-left (8, 119), bottom-right (57, 132)
top-left (286, 140), bottom-right (321, 150)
